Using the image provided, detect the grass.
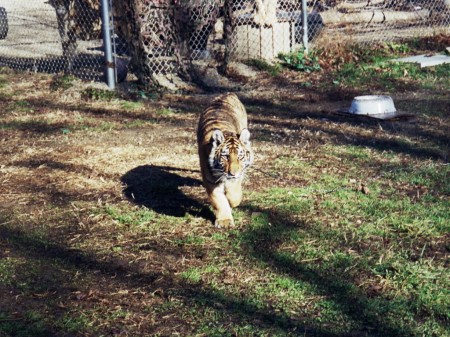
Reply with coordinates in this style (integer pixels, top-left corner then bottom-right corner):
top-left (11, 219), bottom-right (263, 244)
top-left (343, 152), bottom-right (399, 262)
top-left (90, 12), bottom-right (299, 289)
top-left (238, 183), bottom-right (449, 336)
top-left (0, 103), bottom-right (158, 133)
top-left (0, 311), bottom-right (50, 337)
top-left (0, 76), bottom-right (8, 89)
top-left (50, 75), bottom-right (76, 91)
top-left (156, 107), bottom-right (176, 116)
top-left (278, 49), bottom-right (321, 73)
top-left (334, 60), bottom-right (450, 92)
top-left (245, 58), bottom-right (282, 76)
top-left (0, 37), bottom-right (449, 336)
top-left (120, 100), bottom-right (145, 110)
top-left (326, 42), bottom-right (450, 94)
top-left (0, 258), bottom-right (17, 285)
top-left (81, 87), bottom-right (119, 101)
top-left (105, 204), bottom-right (156, 228)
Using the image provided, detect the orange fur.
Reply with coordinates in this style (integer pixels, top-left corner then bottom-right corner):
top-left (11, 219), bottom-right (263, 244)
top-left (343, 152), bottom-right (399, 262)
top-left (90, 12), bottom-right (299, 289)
top-left (197, 93), bottom-right (254, 227)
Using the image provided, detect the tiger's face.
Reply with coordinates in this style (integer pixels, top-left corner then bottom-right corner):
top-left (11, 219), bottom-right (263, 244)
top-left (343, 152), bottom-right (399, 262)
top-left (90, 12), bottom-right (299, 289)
top-left (208, 129), bottom-right (253, 182)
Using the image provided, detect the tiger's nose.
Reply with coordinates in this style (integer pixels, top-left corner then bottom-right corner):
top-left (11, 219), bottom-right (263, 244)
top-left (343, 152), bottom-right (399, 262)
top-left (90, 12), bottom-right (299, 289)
top-left (229, 161), bottom-right (240, 176)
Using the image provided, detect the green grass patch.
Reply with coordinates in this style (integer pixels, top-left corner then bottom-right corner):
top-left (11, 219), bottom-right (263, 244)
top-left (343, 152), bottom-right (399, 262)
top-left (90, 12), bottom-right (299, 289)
top-left (104, 205), bottom-right (156, 228)
top-left (50, 75), bottom-right (76, 91)
top-left (334, 57), bottom-right (450, 91)
top-left (233, 152), bottom-right (449, 334)
top-left (123, 119), bottom-right (157, 128)
top-left (384, 163), bottom-right (450, 195)
top-left (155, 107), bottom-right (177, 116)
top-left (319, 40), bottom-right (450, 94)
top-left (0, 76), bottom-right (7, 89)
top-left (55, 312), bottom-right (92, 334)
top-left (12, 100), bottom-right (33, 113)
top-left (278, 49), bottom-right (321, 72)
top-left (0, 114), bottom-right (157, 133)
top-left (81, 87), bottom-right (119, 101)
top-left (120, 100), bottom-right (145, 111)
top-left (0, 258), bottom-right (19, 285)
top-left (245, 59), bottom-right (282, 76)
top-left (181, 267), bottom-right (203, 284)
top-left (0, 311), bottom-right (50, 337)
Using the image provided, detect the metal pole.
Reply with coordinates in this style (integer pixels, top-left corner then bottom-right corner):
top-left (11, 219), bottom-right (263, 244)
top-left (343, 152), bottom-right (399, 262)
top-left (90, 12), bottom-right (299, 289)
top-left (109, 0), bottom-right (117, 83)
top-left (301, 0), bottom-right (308, 53)
top-left (100, 0), bottom-right (115, 89)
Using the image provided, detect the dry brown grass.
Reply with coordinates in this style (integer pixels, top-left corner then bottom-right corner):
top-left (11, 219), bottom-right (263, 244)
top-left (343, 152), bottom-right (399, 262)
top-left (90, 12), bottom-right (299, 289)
top-left (0, 44), bottom-right (448, 336)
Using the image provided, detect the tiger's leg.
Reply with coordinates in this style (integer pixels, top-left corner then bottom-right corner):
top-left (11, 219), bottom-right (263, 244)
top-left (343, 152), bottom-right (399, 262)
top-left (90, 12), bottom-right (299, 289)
top-left (225, 178), bottom-right (243, 208)
top-left (207, 183), bottom-right (234, 228)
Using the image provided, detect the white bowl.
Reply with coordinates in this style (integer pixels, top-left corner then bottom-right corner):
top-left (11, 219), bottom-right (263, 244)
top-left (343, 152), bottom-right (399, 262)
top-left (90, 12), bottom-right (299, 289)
top-left (349, 95), bottom-right (397, 115)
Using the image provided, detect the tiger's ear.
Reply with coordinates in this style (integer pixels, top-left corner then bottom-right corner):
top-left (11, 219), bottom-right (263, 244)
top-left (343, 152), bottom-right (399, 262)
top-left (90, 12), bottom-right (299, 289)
top-left (239, 128), bottom-right (251, 145)
top-left (211, 129), bottom-right (225, 146)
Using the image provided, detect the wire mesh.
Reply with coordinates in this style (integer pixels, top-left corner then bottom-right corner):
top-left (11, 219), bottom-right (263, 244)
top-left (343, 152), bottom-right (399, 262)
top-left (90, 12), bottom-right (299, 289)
top-left (0, 1), bottom-right (448, 85)
top-left (0, 0), bottom-right (105, 80)
top-left (316, 0), bottom-right (450, 45)
top-left (222, 0), bottom-right (449, 60)
top-left (133, 2), bottom-right (178, 74)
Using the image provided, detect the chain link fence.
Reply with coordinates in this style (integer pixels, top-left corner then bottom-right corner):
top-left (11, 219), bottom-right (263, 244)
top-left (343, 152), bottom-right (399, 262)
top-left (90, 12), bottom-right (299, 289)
top-left (0, 0), bottom-right (109, 80)
top-left (169, 0), bottom-right (450, 60)
top-left (317, 0), bottom-right (450, 44)
top-left (0, 0), bottom-right (449, 85)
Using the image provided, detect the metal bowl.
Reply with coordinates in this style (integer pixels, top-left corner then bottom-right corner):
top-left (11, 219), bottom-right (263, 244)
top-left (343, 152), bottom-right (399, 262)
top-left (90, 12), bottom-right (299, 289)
top-left (349, 95), bottom-right (396, 115)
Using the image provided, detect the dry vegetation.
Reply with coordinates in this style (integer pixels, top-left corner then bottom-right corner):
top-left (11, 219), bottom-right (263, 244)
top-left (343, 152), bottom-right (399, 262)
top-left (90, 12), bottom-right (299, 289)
top-left (0, 36), bottom-right (449, 336)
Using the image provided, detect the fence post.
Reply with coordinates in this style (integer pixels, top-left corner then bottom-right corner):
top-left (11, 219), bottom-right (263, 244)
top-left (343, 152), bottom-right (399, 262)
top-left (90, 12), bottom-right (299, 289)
top-left (301, 0), bottom-right (308, 53)
top-left (100, 0), bottom-right (115, 89)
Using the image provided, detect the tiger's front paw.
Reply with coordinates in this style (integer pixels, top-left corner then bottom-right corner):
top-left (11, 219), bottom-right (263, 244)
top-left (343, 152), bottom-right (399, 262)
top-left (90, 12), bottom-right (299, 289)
top-left (214, 217), bottom-right (235, 229)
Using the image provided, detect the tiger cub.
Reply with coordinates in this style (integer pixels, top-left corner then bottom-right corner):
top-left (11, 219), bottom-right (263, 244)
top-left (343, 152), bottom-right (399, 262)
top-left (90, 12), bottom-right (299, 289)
top-left (197, 93), bottom-right (254, 228)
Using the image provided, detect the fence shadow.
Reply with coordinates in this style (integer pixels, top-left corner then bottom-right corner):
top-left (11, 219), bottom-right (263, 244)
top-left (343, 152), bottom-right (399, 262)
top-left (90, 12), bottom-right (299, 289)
top-left (241, 96), bottom-right (449, 162)
top-left (238, 204), bottom-right (415, 337)
top-left (121, 165), bottom-right (213, 221)
top-left (0, 53), bottom-right (104, 81)
top-left (0, 220), bottom-right (342, 336)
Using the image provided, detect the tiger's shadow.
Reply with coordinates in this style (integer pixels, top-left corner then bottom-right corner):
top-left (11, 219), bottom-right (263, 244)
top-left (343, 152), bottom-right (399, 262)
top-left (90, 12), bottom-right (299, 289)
top-left (121, 165), bottom-right (213, 220)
